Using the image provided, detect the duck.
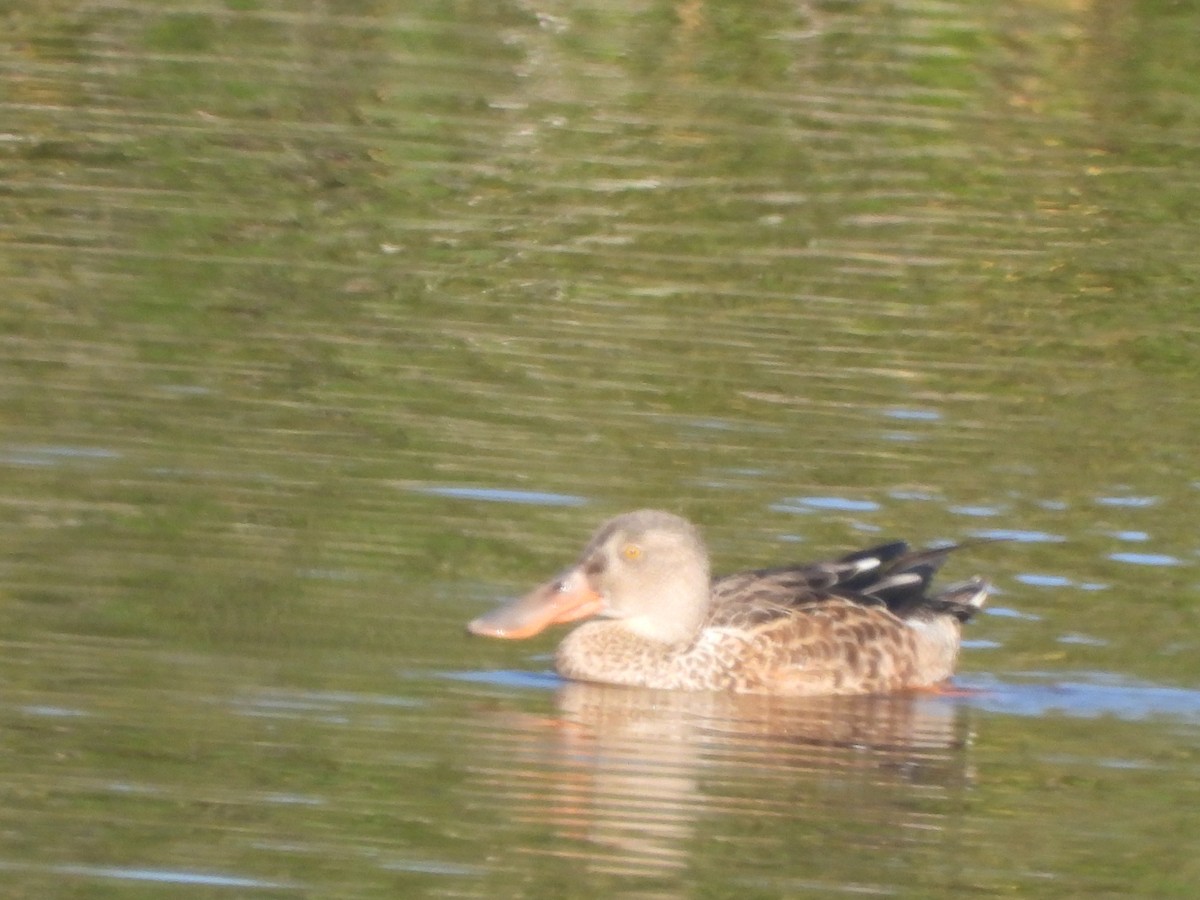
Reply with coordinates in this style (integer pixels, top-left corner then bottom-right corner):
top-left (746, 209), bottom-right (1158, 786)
top-left (467, 510), bottom-right (990, 695)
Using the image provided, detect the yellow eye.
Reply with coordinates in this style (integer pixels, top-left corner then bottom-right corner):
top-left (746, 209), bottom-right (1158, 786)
top-left (621, 543), bottom-right (643, 561)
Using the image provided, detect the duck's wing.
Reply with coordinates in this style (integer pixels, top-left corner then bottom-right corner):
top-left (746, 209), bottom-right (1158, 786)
top-left (708, 540), bottom-right (986, 630)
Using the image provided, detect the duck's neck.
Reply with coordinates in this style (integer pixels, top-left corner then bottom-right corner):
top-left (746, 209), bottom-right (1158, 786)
top-left (612, 569), bottom-right (712, 645)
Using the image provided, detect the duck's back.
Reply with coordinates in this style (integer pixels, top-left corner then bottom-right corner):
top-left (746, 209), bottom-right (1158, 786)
top-left (707, 540), bottom-right (985, 627)
top-left (695, 541), bottom-right (989, 694)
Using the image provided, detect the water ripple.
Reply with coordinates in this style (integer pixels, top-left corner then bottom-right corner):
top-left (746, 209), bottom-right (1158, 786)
top-left (1108, 552), bottom-right (1183, 567)
top-left (0, 861), bottom-right (292, 889)
top-left (408, 485), bottom-right (588, 506)
top-left (960, 673), bottom-right (1200, 722)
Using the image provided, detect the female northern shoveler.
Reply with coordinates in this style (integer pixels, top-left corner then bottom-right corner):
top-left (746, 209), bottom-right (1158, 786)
top-left (468, 510), bottom-right (990, 695)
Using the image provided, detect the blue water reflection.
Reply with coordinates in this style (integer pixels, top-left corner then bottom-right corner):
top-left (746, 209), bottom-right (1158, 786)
top-left (411, 485), bottom-right (588, 506)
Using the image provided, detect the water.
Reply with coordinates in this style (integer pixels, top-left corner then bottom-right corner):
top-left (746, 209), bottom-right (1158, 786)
top-left (3, 1), bottom-right (1199, 896)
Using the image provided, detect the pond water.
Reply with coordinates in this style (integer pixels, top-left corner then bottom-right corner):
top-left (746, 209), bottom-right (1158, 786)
top-left (2, 1), bottom-right (1199, 896)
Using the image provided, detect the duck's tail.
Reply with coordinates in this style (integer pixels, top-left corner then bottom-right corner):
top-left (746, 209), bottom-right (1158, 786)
top-left (852, 541), bottom-right (993, 623)
top-left (924, 577), bottom-right (990, 623)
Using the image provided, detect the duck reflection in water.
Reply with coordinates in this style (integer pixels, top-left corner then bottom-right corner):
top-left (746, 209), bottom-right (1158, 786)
top-left (470, 681), bottom-right (978, 884)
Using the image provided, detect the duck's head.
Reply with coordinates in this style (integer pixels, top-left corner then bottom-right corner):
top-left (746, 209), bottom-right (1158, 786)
top-left (468, 510), bottom-right (712, 645)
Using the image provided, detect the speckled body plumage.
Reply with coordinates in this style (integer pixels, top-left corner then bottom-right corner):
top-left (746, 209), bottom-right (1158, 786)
top-left (470, 510), bottom-right (990, 696)
top-left (556, 564), bottom-right (972, 695)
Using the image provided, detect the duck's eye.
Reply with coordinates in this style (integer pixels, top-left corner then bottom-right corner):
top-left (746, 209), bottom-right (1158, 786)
top-left (621, 543), bottom-right (643, 561)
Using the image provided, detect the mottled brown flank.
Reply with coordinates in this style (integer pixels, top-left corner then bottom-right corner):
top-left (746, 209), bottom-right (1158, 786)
top-left (557, 599), bottom-right (968, 695)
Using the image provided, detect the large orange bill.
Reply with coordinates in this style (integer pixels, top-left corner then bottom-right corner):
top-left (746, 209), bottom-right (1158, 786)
top-left (468, 570), bottom-right (604, 640)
